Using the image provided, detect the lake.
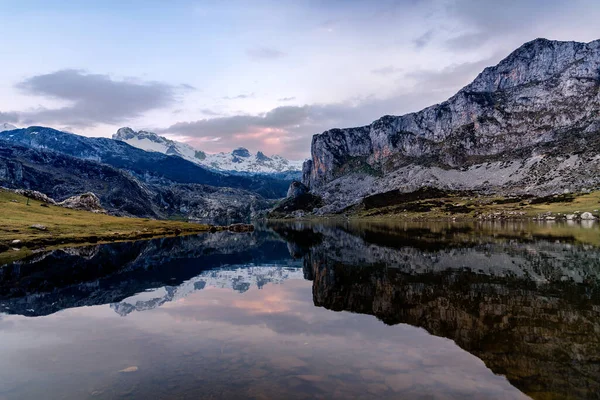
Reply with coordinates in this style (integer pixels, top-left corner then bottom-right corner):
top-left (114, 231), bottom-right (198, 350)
top-left (0, 221), bottom-right (598, 399)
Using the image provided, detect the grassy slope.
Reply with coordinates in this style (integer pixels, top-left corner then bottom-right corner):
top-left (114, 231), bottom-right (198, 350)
top-left (355, 191), bottom-right (600, 220)
top-left (0, 189), bottom-right (212, 264)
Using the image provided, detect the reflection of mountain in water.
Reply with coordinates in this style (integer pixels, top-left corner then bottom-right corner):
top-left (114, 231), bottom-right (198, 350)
top-left (0, 230), bottom-right (297, 317)
top-left (111, 265), bottom-right (304, 316)
top-left (271, 222), bottom-right (600, 400)
top-left (2, 221), bottom-right (600, 398)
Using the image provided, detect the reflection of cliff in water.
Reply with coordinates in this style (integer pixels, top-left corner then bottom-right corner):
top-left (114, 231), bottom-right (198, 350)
top-left (271, 222), bottom-right (600, 400)
top-left (0, 230), bottom-right (294, 317)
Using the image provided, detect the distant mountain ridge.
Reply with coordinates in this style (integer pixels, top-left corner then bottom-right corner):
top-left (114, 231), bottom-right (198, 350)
top-left (0, 126), bottom-right (289, 198)
top-left (0, 126), bottom-right (295, 221)
top-left (302, 38), bottom-right (600, 214)
top-left (113, 127), bottom-right (304, 176)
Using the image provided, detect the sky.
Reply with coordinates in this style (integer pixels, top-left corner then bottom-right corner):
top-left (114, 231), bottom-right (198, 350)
top-left (1, 0), bottom-right (599, 159)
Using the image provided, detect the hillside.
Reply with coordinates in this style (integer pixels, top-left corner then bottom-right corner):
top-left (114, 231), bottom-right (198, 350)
top-left (0, 189), bottom-right (215, 264)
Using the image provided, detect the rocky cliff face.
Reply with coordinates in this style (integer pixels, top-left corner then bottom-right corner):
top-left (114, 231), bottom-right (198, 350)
top-left (303, 39), bottom-right (600, 213)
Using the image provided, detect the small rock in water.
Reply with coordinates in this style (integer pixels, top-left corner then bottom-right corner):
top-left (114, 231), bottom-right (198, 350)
top-left (11, 239), bottom-right (21, 244)
top-left (30, 224), bottom-right (47, 231)
top-left (118, 366), bottom-right (139, 373)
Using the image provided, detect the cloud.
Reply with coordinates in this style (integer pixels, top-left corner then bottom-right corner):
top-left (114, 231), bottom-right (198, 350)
top-left (413, 30), bottom-right (434, 49)
top-left (0, 111), bottom-right (19, 123)
top-left (162, 55), bottom-right (497, 159)
top-left (199, 108), bottom-right (223, 116)
top-left (222, 92), bottom-right (255, 100)
top-left (278, 97), bottom-right (296, 102)
top-left (371, 66), bottom-right (402, 76)
top-left (441, 0), bottom-right (600, 52)
top-left (246, 47), bottom-right (286, 60)
top-left (444, 32), bottom-right (491, 51)
top-left (14, 69), bottom-right (187, 128)
top-left (405, 56), bottom-right (501, 92)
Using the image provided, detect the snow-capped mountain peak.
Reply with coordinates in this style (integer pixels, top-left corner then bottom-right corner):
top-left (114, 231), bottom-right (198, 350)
top-left (0, 123), bottom-right (17, 132)
top-left (113, 127), bottom-right (304, 175)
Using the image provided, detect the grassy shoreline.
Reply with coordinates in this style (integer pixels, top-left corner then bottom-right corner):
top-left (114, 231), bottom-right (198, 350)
top-left (272, 190), bottom-right (600, 222)
top-left (0, 189), bottom-right (222, 264)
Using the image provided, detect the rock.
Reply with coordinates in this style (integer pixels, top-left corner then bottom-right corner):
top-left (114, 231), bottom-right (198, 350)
top-left (581, 212), bottom-right (595, 220)
top-left (231, 147), bottom-right (251, 158)
top-left (11, 239), bottom-right (21, 244)
top-left (566, 214), bottom-right (576, 220)
top-left (14, 189), bottom-right (56, 204)
top-left (29, 224), bottom-right (47, 231)
top-left (287, 181), bottom-right (309, 199)
top-left (227, 223), bottom-right (255, 232)
top-left (58, 192), bottom-right (106, 213)
top-left (10, 199), bottom-right (17, 203)
top-left (40, 203), bottom-right (49, 208)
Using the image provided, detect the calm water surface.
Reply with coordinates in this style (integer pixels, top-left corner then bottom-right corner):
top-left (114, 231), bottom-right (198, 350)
top-left (0, 221), bottom-right (599, 399)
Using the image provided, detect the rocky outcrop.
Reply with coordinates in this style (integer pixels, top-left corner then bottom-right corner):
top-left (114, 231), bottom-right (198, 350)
top-left (303, 39), bottom-right (600, 213)
top-left (58, 192), bottom-right (106, 213)
top-left (286, 181), bottom-right (309, 198)
top-left (13, 189), bottom-right (56, 204)
top-left (269, 181), bottom-right (323, 218)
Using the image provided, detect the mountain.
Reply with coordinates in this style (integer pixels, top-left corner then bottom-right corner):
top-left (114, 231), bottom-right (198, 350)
top-left (113, 127), bottom-right (304, 176)
top-left (0, 123), bottom-right (17, 132)
top-left (0, 126), bottom-right (290, 199)
top-left (302, 38), bottom-right (600, 214)
top-left (0, 142), bottom-right (272, 220)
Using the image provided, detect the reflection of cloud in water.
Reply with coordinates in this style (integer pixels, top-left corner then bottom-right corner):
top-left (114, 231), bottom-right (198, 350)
top-left (0, 279), bottom-right (527, 399)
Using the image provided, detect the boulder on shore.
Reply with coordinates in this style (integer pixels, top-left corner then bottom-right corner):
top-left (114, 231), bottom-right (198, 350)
top-left (580, 212), bottom-right (596, 220)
